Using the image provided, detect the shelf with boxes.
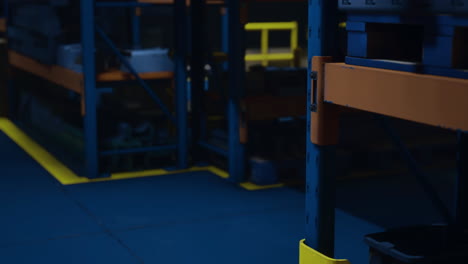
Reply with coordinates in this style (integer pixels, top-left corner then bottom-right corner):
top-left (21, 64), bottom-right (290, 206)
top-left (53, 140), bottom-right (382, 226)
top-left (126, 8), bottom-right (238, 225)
top-left (240, 21), bottom-right (308, 184)
top-left (193, 15), bottom-right (308, 184)
top-left (344, 14), bottom-right (468, 79)
top-left (6, 0), bottom-right (189, 179)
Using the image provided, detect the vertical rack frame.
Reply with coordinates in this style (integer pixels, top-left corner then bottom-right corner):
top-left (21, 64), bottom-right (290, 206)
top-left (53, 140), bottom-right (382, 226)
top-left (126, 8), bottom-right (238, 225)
top-left (226, 0), bottom-right (245, 183)
top-left (191, 0), bottom-right (246, 183)
top-left (81, 0), bottom-right (100, 178)
top-left (305, 0), bottom-right (339, 257)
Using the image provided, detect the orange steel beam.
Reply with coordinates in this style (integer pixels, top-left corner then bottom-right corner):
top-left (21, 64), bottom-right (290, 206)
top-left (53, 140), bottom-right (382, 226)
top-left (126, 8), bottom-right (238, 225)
top-left (97, 70), bottom-right (174, 82)
top-left (0, 18), bottom-right (6, 33)
top-left (9, 51), bottom-right (84, 94)
top-left (324, 63), bottom-right (468, 132)
top-left (139, 0), bottom-right (303, 3)
top-left (9, 51), bottom-right (174, 91)
top-left (138, 0), bottom-right (224, 4)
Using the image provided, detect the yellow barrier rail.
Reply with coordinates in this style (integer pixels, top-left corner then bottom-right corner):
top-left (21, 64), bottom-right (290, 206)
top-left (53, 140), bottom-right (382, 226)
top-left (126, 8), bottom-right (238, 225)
top-left (245, 21), bottom-right (298, 66)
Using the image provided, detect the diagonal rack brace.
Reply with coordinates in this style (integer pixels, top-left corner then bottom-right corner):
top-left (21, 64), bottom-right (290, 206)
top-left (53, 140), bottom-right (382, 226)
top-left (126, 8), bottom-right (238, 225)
top-left (96, 26), bottom-right (176, 124)
top-left (378, 115), bottom-right (454, 225)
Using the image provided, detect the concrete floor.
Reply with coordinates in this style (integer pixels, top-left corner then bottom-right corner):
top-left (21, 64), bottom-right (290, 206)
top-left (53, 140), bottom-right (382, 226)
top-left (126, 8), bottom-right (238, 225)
top-left (0, 130), bottom-right (453, 263)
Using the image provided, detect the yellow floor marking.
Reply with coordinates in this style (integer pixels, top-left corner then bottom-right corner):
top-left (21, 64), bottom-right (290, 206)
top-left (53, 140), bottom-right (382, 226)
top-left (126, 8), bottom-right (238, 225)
top-left (205, 166), bottom-right (229, 179)
top-left (239, 182), bottom-right (285, 191)
top-left (0, 118), bottom-right (79, 185)
top-left (0, 118), bottom-right (284, 190)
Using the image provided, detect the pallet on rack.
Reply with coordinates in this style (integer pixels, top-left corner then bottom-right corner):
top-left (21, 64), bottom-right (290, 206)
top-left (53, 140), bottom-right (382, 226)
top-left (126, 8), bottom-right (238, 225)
top-left (345, 14), bottom-right (468, 79)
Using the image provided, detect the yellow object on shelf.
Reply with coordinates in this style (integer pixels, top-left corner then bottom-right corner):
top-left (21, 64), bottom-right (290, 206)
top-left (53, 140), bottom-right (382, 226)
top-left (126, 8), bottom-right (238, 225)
top-left (299, 240), bottom-right (351, 264)
top-left (245, 21), bottom-right (298, 67)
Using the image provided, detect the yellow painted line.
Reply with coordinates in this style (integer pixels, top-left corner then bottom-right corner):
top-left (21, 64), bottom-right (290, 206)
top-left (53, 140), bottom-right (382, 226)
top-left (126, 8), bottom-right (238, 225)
top-left (71, 166), bottom-right (226, 185)
top-left (0, 118), bottom-right (79, 185)
top-left (239, 182), bottom-right (285, 191)
top-left (0, 118), bottom-right (284, 190)
top-left (206, 166), bottom-right (229, 179)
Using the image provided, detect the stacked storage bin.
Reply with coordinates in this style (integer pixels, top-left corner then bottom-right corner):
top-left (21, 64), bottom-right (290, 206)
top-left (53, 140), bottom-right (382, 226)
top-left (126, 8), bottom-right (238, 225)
top-left (340, 0), bottom-right (468, 79)
top-left (8, 4), bottom-right (63, 64)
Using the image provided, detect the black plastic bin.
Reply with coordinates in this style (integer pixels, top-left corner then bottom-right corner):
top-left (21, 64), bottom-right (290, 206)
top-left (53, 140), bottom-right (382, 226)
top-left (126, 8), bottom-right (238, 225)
top-left (364, 225), bottom-right (468, 264)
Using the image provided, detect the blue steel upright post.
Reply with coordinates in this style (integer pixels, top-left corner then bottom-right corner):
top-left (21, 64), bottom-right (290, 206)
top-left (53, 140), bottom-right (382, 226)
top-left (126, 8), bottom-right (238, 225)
top-left (81, 0), bottom-right (99, 178)
top-left (221, 7), bottom-right (229, 71)
top-left (175, 0), bottom-right (188, 169)
top-left (305, 0), bottom-right (339, 257)
top-left (6, 1), bottom-right (16, 120)
top-left (3, 0), bottom-right (7, 19)
top-left (131, 1), bottom-right (141, 49)
top-left (227, 0), bottom-right (245, 183)
top-left (456, 131), bottom-right (468, 229)
top-left (190, 0), bottom-right (205, 165)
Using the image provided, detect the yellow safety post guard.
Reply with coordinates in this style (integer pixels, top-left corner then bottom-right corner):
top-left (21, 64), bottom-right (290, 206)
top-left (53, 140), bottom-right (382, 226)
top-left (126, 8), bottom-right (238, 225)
top-left (299, 240), bottom-right (351, 264)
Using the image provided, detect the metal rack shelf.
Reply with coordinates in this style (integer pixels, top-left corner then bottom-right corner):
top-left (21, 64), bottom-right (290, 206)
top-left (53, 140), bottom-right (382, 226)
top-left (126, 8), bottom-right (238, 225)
top-left (191, 0), bottom-right (307, 183)
top-left (9, 50), bottom-right (174, 94)
top-left (303, 1), bottom-right (468, 263)
top-left (5, 0), bottom-right (307, 182)
top-left (6, 0), bottom-right (189, 179)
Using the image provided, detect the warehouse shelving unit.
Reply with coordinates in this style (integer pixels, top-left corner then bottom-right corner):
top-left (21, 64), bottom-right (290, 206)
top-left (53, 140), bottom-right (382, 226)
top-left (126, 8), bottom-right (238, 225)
top-left (5, 0), bottom-right (307, 183)
top-left (302, 1), bottom-right (468, 263)
top-left (188, 0), bottom-right (245, 182)
top-left (6, 0), bottom-right (195, 179)
top-left (192, 0), bottom-right (307, 183)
